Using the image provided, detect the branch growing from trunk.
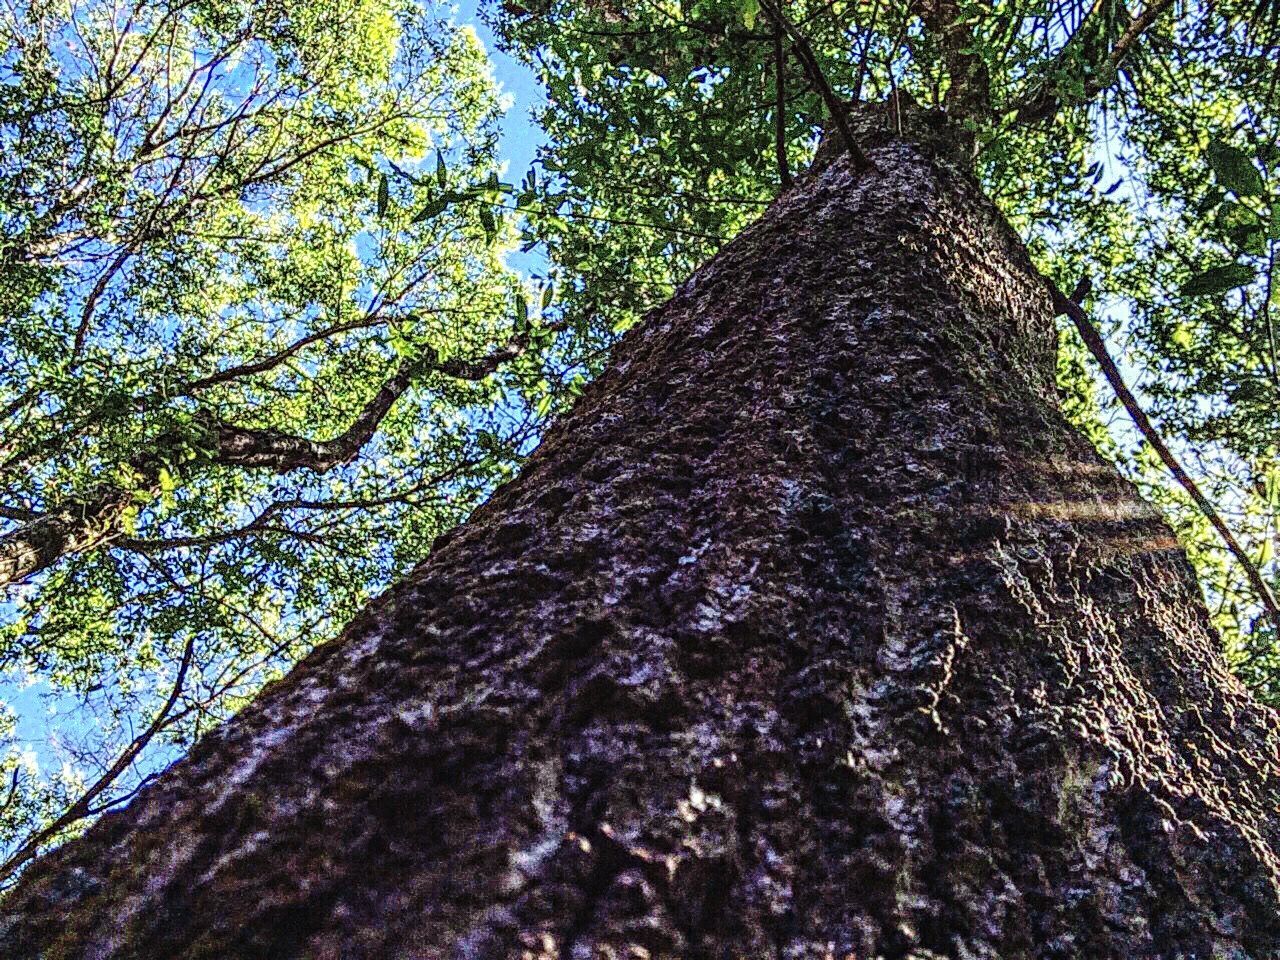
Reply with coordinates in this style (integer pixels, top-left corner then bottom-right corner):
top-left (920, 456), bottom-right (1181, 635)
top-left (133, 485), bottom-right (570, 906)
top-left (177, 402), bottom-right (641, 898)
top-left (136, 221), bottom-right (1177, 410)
top-left (1051, 282), bottom-right (1280, 634)
top-left (916, 0), bottom-right (992, 122)
top-left (207, 354), bottom-right (423, 472)
top-left (0, 334), bottom-right (541, 589)
top-left (1012, 0), bottom-right (1175, 124)
top-left (759, 0), bottom-right (873, 173)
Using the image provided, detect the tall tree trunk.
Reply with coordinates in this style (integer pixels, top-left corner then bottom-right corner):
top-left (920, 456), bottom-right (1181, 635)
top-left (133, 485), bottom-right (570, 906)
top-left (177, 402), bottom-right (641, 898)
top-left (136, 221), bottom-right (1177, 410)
top-left (3, 129), bottom-right (1280, 960)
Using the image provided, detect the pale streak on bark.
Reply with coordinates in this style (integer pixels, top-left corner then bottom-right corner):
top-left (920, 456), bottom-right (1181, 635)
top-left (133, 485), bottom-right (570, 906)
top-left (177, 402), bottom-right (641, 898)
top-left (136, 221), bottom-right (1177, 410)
top-left (1053, 285), bottom-right (1280, 634)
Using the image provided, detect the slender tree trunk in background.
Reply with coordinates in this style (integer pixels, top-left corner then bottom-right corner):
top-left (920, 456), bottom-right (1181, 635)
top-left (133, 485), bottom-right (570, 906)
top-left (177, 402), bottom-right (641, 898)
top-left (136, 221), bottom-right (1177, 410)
top-left (0, 485), bottom-right (139, 587)
top-left (3, 128), bottom-right (1280, 959)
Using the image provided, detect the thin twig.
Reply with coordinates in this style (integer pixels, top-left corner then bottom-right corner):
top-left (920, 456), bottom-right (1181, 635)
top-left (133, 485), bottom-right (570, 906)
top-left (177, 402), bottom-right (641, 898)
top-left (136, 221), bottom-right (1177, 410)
top-left (759, 0), bottom-right (873, 173)
top-left (0, 768), bottom-right (21, 820)
top-left (1013, 0), bottom-right (1176, 123)
top-left (850, 0), bottom-right (881, 104)
top-left (0, 632), bottom-right (195, 885)
top-left (1262, 241), bottom-right (1279, 388)
top-left (1051, 281), bottom-right (1280, 635)
top-left (773, 24), bottom-right (793, 188)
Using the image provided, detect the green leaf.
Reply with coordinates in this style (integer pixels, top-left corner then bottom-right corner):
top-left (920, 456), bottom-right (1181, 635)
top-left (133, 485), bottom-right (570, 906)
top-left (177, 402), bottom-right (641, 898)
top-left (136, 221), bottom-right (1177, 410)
top-left (479, 205), bottom-right (497, 244)
top-left (1207, 140), bottom-right (1265, 197)
top-left (436, 149), bottom-right (447, 188)
top-left (389, 325), bottom-right (412, 357)
top-left (738, 0), bottom-right (759, 28)
top-left (376, 174), bottom-right (389, 218)
top-left (541, 282), bottom-right (555, 310)
top-left (1179, 262), bottom-right (1257, 297)
top-left (1195, 189), bottom-right (1225, 215)
top-left (1228, 223), bottom-right (1267, 256)
top-left (515, 291), bottom-right (529, 330)
top-left (411, 191), bottom-right (462, 223)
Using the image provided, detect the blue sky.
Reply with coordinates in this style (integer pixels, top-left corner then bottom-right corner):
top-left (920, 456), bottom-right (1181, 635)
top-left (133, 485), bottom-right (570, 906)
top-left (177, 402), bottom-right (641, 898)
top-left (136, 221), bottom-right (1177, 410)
top-left (464, 2), bottom-right (547, 196)
top-left (464, 1), bottom-right (555, 280)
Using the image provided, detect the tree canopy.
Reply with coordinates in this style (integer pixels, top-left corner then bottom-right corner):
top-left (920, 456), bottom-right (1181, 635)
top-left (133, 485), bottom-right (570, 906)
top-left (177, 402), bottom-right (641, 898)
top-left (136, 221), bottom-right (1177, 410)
top-left (0, 0), bottom-right (576, 880)
top-left (2, 0), bottom-right (1279, 884)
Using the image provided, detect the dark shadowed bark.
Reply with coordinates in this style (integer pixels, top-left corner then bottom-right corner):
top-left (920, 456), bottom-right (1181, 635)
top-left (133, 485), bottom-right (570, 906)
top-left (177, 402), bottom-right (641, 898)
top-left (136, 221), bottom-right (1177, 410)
top-left (2, 121), bottom-right (1279, 959)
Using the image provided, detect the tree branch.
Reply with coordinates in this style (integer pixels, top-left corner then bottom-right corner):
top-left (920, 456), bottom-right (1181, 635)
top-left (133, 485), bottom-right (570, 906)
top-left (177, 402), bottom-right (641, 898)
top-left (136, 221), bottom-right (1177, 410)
top-left (182, 314), bottom-right (396, 394)
top-left (113, 457), bottom-right (486, 554)
top-left (774, 24), bottom-right (794, 189)
top-left (208, 354), bottom-right (423, 472)
top-left (1012, 0), bottom-right (1176, 124)
top-left (758, 0), bottom-right (873, 173)
top-left (1050, 281), bottom-right (1280, 635)
top-left (0, 768), bottom-right (23, 822)
top-left (0, 334), bottom-right (539, 588)
top-left (0, 631), bottom-right (195, 887)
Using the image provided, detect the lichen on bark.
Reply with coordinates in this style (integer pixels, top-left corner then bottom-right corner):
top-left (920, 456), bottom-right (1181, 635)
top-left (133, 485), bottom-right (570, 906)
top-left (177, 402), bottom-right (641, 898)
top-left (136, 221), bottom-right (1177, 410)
top-left (1, 133), bottom-right (1278, 960)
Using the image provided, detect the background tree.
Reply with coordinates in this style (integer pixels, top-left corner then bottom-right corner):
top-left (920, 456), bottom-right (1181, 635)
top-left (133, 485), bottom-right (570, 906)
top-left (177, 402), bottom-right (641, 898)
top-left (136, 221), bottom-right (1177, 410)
top-left (0, 0), bottom-right (573, 878)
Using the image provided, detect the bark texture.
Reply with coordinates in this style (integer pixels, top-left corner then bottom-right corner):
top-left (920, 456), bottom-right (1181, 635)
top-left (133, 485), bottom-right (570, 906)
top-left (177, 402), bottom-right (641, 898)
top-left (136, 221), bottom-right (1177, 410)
top-left (3, 134), bottom-right (1280, 960)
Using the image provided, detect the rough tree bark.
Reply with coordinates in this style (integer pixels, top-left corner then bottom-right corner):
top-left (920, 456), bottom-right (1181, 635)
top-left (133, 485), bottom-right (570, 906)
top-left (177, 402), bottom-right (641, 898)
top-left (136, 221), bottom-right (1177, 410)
top-left (2, 122), bottom-right (1279, 960)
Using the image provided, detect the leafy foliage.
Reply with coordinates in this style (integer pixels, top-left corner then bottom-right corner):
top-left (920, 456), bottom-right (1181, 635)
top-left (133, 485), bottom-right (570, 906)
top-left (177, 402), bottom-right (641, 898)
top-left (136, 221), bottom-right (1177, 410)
top-left (5, 0), bottom-right (1280, 887)
top-left (0, 0), bottom-right (572, 878)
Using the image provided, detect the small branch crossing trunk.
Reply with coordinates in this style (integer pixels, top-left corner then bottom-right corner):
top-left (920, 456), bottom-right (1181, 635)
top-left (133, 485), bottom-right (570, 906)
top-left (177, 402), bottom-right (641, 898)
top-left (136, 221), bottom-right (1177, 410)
top-left (3, 132), bottom-right (1279, 959)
